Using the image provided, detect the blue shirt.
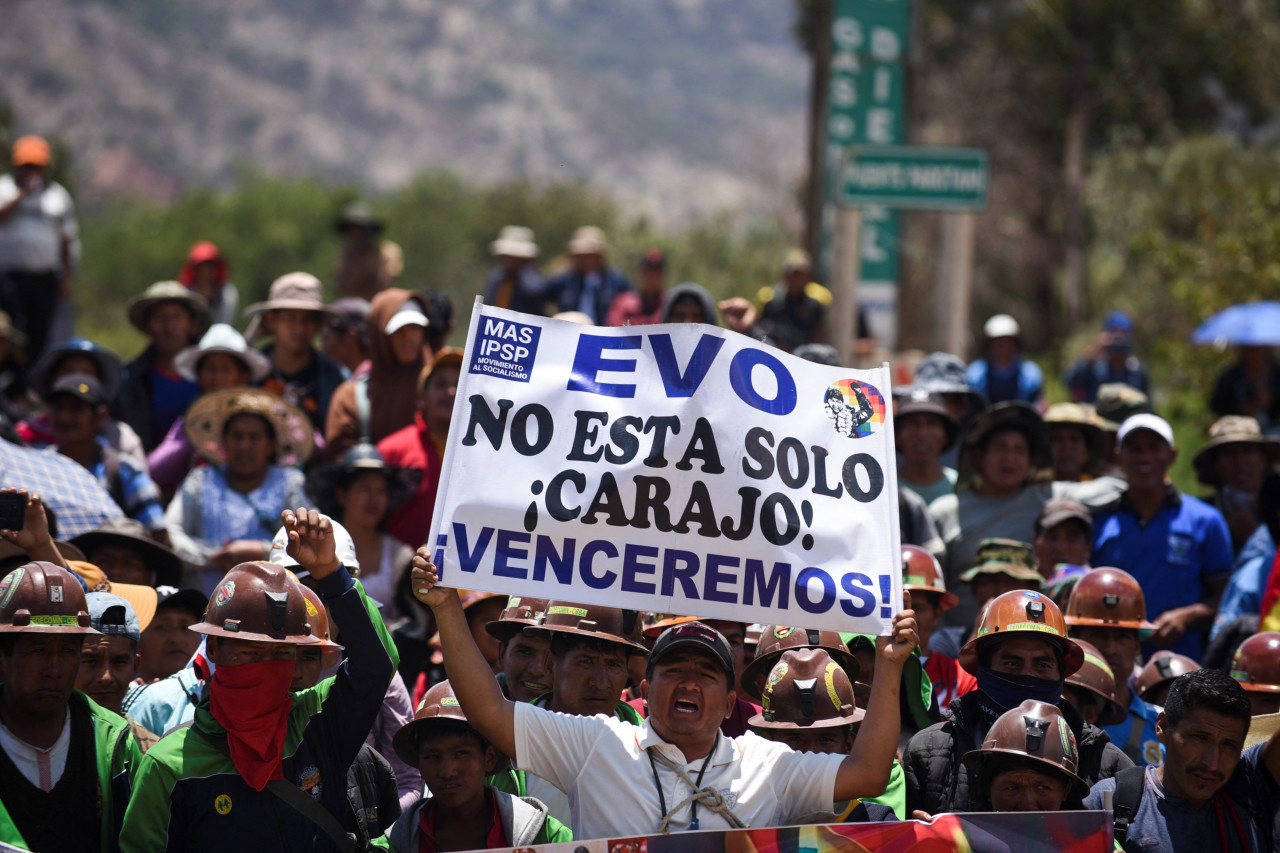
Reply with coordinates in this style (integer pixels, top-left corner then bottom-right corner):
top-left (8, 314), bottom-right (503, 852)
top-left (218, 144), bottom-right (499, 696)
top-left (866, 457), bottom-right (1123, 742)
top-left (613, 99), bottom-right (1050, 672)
top-left (1091, 487), bottom-right (1233, 661)
top-left (1084, 744), bottom-right (1278, 853)
top-left (965, 357), bottom-right (1044, 405)
top-left (1213, 523), bottom-right (1274, 639)
top-left (1101, 685), bottom-right (1164, 768)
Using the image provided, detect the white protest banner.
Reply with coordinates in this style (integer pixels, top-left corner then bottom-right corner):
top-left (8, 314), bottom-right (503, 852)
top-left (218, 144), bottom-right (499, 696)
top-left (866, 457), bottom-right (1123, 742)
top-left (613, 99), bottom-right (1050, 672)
top-left (427, 300), bottom-right (903, 635)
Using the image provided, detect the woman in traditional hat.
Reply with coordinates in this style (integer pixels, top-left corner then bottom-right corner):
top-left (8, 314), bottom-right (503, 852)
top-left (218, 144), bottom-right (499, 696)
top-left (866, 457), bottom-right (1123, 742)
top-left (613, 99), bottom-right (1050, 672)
top-left (307, 442), bottom-right (420, 624)
top-left (147, 324), bottom-right (271, 498)
top-left (163, 387), bottom-right (312, 591)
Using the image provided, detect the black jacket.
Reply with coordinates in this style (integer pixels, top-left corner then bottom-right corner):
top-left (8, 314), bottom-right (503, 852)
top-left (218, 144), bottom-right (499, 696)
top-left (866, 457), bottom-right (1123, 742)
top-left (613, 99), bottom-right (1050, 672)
top-left (902, 690), bottom-right (1133, 815)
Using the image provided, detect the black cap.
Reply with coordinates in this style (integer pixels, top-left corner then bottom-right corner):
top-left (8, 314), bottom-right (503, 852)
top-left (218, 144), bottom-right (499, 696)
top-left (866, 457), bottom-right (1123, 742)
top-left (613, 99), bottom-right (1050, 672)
top-left (49, 372), bottom-right (106, 407)
top-left (650, 621), bottom-right (734, 681)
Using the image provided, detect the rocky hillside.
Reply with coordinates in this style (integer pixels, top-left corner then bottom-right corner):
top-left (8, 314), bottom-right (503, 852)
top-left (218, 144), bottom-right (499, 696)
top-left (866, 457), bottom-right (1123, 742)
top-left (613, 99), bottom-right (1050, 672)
top-left (3, 0), bottom-right (808, 223)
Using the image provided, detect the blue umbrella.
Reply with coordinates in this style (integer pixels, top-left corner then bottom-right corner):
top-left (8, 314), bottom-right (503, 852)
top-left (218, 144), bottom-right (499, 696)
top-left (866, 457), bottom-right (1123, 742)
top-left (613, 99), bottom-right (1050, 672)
top-left (1191, 301), bottom-right (1280, 347)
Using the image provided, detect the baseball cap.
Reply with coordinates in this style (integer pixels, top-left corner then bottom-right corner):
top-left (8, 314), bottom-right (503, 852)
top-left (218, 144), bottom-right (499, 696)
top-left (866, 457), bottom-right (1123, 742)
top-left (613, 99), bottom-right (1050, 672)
top-left (49, 372), bottom-right (107, 407)
top-left (1117, 413), bottom-right (1174, 448)
top-left (640, 247), bottom-right (667, 269)
top-left (649, 621), bottom-right (735, 682)
top-left (86, 592), bottom-right (141, 644)
top-left (12, 135), bottom-right (51, 167)
top-left (1035, 498), bottom-right (1093, 535)
top-left (384, 300), bottom-right (429, 336)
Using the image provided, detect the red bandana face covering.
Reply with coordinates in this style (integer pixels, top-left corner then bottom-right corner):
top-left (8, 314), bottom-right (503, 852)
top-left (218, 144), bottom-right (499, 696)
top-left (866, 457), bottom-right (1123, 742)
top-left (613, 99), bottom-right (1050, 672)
top-left (209, 658), bottom-right (296, 790)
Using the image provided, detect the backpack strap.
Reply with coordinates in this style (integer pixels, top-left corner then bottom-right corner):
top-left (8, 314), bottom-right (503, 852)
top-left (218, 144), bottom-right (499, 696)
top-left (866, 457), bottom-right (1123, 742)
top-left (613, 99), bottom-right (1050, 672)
top-left (354, 373), bottom-right (371, 445)
top-left (1111, 764), bottom-right (1147, 845)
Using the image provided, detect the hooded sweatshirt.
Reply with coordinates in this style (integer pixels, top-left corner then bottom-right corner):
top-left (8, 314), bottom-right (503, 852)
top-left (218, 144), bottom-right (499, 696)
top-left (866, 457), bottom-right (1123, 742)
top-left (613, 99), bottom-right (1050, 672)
top-left (325, 289), bottom-right (427, 460)
top-left (659, 282), bottom-right (720, 326)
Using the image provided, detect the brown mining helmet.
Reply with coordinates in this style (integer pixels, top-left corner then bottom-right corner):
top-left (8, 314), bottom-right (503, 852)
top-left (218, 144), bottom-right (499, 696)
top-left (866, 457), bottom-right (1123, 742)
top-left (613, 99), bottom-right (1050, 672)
top-left (1064, 567), bottom-right (1157, 637)
top-left (1135, 651), bottom-right (1201, 704)
top-left (962, 699), bottom-right (1089, 801)
top-left (1231, 632), bottom-right (1280, 693)
top-left (190, 562), bottom-right (320, 644)
top-left (392, 679), bottom-right (473, 766)
top-left (902, 545), bottom-right (959, 609)
top-left (959, 589), bottom-right (1083, 677)
top-left (297, 582), bottom-right (343, 666)
top-left (1064, 639), bottom-right (1128, 726)
top-left (741, 625), bottom-right (862, 700)
top-left (484, 596), bottom-right (550, 643)
top-left (0, 561), bottom-right (97, 634)
top-left (748, 648), bottom-right (865, 730)
top-left (537, 601), bottom-right (648, 655)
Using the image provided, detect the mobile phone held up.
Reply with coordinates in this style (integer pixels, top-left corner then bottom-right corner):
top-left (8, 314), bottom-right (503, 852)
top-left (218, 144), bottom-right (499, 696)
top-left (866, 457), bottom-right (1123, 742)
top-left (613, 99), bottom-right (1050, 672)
top-left (0, 492), bottom-right (26, 532)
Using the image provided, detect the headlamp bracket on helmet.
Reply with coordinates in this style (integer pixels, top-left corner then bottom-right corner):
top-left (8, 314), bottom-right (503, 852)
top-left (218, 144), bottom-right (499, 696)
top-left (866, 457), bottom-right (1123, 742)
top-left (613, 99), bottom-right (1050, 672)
top-left (1026, 600), bottom-right (1045, 622)
top-left (1024, 716), bottom-right (1049, 752)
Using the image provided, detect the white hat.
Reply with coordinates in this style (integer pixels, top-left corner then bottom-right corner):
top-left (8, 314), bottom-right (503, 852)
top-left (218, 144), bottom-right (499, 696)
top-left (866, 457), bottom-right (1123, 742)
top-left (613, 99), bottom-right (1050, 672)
top-left (1117, 413), bottom-right (1175, 448)
top-left (984, 314), bottom-right (1021, 339)
top-left (490, 225), bottom-right (538, 259)
top-left (173, 323), bottom-right (272, 383)
top-left (383, 300), bottom-right (429, 336)
top-left (567, 226), bottom-right (607, 255)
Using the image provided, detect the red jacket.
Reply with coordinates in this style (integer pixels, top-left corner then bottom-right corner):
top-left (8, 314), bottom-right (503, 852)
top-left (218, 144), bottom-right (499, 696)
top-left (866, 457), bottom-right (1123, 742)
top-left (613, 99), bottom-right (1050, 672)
top-left (377, 413), bottom-right (443, 549)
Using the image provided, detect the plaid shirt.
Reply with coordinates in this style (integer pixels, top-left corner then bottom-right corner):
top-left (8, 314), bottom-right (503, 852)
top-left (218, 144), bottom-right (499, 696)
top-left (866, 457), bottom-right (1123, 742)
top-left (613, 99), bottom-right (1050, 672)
top-left (0, 439), bottom-right (122, 536)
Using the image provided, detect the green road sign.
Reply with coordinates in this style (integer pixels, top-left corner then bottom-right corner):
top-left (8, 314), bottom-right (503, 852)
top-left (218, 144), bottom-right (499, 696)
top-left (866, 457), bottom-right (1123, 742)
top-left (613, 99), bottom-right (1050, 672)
top-left (839, 146), bottom-right (990, 211)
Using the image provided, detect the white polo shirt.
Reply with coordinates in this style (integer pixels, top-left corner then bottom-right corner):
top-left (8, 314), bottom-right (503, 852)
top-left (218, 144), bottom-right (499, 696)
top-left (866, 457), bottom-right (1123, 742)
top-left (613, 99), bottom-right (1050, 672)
top-left (514, 700), bottom-right (844, 839)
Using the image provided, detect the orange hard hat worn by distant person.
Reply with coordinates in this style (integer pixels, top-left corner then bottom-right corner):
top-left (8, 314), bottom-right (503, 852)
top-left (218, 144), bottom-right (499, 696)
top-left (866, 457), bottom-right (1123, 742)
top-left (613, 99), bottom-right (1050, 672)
top-left (12, 135), bottom-right (51, 167)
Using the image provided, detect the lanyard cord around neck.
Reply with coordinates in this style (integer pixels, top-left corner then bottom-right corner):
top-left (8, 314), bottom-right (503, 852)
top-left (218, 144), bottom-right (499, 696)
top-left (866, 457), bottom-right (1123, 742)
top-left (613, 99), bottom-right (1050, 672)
top-left (647, 745), bottom-right (746, 834)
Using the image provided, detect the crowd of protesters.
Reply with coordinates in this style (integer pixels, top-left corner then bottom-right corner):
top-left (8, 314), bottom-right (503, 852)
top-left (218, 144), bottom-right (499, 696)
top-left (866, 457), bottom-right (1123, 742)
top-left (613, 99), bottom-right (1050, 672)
top-left (0, 137), bottom-right (1277, 852)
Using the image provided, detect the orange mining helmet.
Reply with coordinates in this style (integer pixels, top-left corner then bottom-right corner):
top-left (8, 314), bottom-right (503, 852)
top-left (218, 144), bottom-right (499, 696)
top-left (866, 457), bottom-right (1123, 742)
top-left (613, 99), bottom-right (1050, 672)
top-left (1064, 567), bottom-right (1157, 636)
top-left (959, 589), bottom-right (1083, 677)
top-left (190, 562), bottom-right (319, 644)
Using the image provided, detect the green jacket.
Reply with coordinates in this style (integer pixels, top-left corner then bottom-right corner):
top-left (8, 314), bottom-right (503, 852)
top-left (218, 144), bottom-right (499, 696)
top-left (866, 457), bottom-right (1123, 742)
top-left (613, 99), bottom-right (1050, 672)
top-left (488, 697), bottom-right (642, 797)
top-left (0, 690), bottom-right (142, 852)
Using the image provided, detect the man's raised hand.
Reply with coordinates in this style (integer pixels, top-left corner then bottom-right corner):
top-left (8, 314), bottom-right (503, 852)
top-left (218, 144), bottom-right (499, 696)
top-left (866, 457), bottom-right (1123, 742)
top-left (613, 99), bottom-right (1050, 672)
top-left (411, 547), bottom-right (458, 610)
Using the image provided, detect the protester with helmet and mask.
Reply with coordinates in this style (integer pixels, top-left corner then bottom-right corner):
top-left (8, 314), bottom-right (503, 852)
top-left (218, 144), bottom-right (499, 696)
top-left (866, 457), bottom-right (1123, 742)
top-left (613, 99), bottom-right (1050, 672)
top-left (1064, 567), bottom-right (1165, 767)
top-left (0, 561), bottom-right (142, 851)
top-left (488, 601), bottom-right (649, 825)
top-left (119, 508), bottom-right (398, 852)
top-left (1085, 669), bottom-right (1280, 853)
top-left (389, 679), bottom-right (573, 852)
top-left (962, 700), bottom-right (1090, 812)
top-left (1230, 632), bottom-right (1280, 717)
top-left (903, 588), bottom-right (1132, 815)
top-left (749, 648), bottom-right (904, 822)
top-left (412, 552), bottom-right (919, 840)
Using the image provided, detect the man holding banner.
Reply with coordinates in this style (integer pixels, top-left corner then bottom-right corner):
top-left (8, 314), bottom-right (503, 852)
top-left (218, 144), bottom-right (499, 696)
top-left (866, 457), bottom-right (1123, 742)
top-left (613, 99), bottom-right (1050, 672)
top-left (412, 553), bottom-right (917, 839)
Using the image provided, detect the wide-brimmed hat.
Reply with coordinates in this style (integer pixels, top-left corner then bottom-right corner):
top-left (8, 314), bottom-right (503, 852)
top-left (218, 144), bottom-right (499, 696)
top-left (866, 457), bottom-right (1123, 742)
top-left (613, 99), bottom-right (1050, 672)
top-left (173, 324), bottom-right (272, 384)
top-left (69, 517), bottom-right (185, 589)
top-left (1094, 383), bottom-right (1149, 428)
top-left (418, 347), bottom-right (465, 389)
top-left (567, 226), bottom-right (607, 255)
top-left (1044, 402), bottom-right (1107, 461)
top-left (895, 387), bottom-right (960, 449)
top-left (490, 226), bottom-right (538, 259)
top-left (126, 281), bottom-right (211, 336)
top-left (960, 538), bottom-right (1043, 586)
top-left (27, 338), bottom-right (124, 401)
top-left (183, 388), bottom-right (314, 467)
top-left (243, 272), bottom-right (334, 318)
top-left (0, 537), bottom-right (85, 570)
top-left (306, 443), bottom-right (422, 519)
top-left (957, 401), bottom-right (1050, 490)
top-left (1193, 416), bottom-right (1280, 486)
top-left (898, 352), bottom-right (988, 417)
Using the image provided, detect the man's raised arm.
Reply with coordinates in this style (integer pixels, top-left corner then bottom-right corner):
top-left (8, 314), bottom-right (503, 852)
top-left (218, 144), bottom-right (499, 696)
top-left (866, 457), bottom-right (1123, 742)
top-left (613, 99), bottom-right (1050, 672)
top-left (411, 548), bottom-right (518, 758)
top-left (833, 595), bottom-right (917, 802)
